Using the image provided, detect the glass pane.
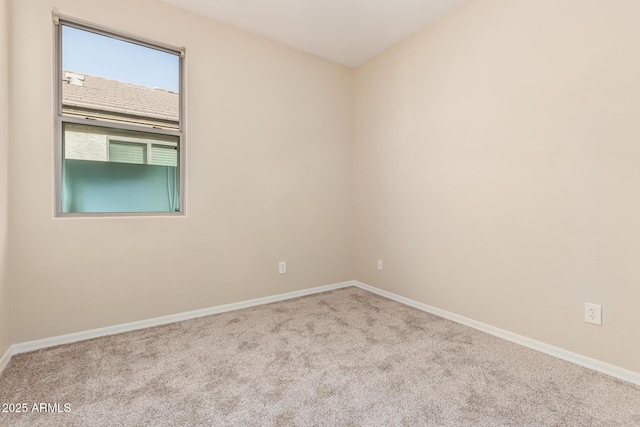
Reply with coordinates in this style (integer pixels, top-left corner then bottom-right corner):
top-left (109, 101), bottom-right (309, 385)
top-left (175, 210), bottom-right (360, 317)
top-left (61, 25), bottom-right (179, 130)
top-left (63, 123), bottom-right (180, 213)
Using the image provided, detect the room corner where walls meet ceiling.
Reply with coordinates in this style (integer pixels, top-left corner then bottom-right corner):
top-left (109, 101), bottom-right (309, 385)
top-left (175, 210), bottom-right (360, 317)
top-left (160, 0), bottom-right (471, 67)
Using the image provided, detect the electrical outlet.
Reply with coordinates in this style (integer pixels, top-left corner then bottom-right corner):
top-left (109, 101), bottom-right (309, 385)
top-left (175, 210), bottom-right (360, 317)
top-left (585, 303), bottom-right (602, 325)
top-left (279, 261), bottom-right (286, 275)
top-left (377, 259), bottom-right (383, 271)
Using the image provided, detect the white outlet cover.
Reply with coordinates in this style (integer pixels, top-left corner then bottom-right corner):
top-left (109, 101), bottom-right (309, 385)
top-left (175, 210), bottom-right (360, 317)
top-left (279, 261), bottom-right (286, 275)
top-left (377, 259), bottom-right (383, 271)
top-left (585, 302), bottom-right (602, 326)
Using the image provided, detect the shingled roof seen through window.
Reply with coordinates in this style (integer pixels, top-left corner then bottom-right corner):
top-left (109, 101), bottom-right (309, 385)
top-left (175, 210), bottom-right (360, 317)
top-left (62, 71), bottom-right (179, 124)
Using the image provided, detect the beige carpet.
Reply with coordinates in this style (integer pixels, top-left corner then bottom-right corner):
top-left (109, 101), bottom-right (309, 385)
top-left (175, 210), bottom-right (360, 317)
top-left (1, 287), bottom-right (639, 426)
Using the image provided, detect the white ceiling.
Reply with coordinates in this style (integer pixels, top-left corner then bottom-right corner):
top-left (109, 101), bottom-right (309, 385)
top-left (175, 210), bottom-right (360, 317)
top-left (160, 0), bottom-right (470, 67)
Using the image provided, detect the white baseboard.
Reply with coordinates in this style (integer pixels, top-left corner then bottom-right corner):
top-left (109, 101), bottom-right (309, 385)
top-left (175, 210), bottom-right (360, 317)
top-left (354, 281), bottom-right (640, 386)
top-left (5, 279), bottom-right (639, 388)
top-left (12, 280), bottom-right (354, 355)
top-left (0, 345), bottom-right (12, 376)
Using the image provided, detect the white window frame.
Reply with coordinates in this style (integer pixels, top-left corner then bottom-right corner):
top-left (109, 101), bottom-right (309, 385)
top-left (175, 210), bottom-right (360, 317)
top-left (54, 14), bottom-right (186, 217)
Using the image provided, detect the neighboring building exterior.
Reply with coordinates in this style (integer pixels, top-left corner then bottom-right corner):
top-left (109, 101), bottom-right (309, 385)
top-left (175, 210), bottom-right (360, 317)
top-left (61, 71), bottom-right (181, 213)
top-left (62, 71), bottom-right (179, 166)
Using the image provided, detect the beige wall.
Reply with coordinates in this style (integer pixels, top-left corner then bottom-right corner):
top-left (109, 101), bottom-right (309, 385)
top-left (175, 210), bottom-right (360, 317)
top-left (10, 0), bottom-right (353, 342)
top-left (354, 0), bottom-right (640, 373)
top-left (0, 0), bottom-right (11, 357)
top-left (7, 0), bottom-right (639, 377)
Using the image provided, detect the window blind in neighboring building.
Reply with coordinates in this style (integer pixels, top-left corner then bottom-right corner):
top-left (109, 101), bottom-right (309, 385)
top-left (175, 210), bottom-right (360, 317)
top-left (109, 141), bottom-right (147, 164)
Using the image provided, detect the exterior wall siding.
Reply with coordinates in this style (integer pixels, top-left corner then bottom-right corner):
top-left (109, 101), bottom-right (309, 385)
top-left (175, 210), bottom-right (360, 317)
top-left (64, 123), bottom-right (177, 162)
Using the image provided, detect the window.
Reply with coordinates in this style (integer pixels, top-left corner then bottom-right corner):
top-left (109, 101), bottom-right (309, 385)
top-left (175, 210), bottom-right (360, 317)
top-left (106, 137), bottom-right (178, 167)
top-left (55, 17), bottom-right (184, 215)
